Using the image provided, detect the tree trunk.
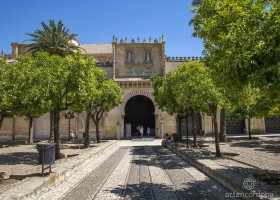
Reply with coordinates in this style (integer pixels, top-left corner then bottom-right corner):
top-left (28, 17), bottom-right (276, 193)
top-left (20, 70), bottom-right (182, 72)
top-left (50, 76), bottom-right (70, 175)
top-left (95, 120), bottom-right (100, 143)
top-left (212, 105), bottom-right (222, 157)
top-left (248, 118), bottom-right (252, 140)
top-left (178, 116), bottom-right (182, 141)
top-left (84, 110), bottom-right (90, 148)
top-left (0, 114), bottom-right (4, 130)
top-left (28, 118), bottom-right (34, 144)
top-left (219, 108), bottom-right (227, 142)
top-left (185, 109), bottom-right (189, 148)
top-left (49, 110), bottom-right (54, 142)
top-left (191, 113), bottom-right (198, 148)
top-left (53, 108), bottom-right (62, 159)
top-left (12, 118), bottom-right (15, 140)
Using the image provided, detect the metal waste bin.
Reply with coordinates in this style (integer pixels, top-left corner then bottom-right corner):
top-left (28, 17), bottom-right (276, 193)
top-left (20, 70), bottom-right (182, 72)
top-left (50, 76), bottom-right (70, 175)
top-left (199, 130), bottom-right (205, 136)
top-left (36, 143), bottom-right (56, 174)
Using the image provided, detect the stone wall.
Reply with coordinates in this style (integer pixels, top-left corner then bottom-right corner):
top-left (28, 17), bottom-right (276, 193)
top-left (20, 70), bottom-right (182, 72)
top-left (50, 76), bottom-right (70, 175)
top-left (34, 113), bottom-right (50, 139)
top-left (114, 43), bottom-right (164, 78)
top-left (102, 66), bottom-right (113, 78)
top-left (249, 118), bottom-right (265, 134)
top-left (0, 118), bottom-right (14, 140)
top-left (165, 61), bottom-right (184, 74)
top-left (0, 112), bottom-right (105, 142)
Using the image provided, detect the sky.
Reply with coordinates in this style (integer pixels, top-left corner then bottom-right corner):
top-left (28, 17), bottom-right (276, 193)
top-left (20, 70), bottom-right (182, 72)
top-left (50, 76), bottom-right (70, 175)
top-left (0, 0), bottom-right (204, 57)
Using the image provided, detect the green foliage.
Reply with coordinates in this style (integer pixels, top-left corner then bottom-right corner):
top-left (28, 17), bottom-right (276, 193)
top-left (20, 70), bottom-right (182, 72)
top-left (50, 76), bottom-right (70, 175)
top-left (191, 0), bottom-right (203, 7)
top-left (1, 51), bottom-right (102, 152)
top-left (0, 53), bottom-right (58, 120)
top-left (171, 61), bottom-right (222, 155)
top-left (191, 0), bottom-right (280, 126)
top-left (151, 75), bottom-right (185, 118)
top-left (172, 61), bottom-right (222, 112)
top-left (152, 75), bottom-right (185, 141)
top-left (91, 77), bottom-right (122, 118)
top-left (64, 52), bottom-right (98, 109)
top-left (73, 68), bottom-right (122, 115)
top-left (72, 64), bottom-right (122, 144)
top-left (192, 0), bottom-right (280, 99)
top-left (90, 77), bottom-right (122, 143)
top-left (25, 19), bottom-right (82, 56)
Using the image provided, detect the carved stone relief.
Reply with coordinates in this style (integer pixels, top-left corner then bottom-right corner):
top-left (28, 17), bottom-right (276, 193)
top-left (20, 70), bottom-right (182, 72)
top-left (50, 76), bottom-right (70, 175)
top-left (135, 66), bottom-right (144, 76)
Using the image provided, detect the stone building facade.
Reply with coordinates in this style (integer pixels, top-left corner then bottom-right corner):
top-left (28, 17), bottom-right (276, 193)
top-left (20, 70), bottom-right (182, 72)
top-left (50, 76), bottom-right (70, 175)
top-left (0, 36), bottom-right (278, 141)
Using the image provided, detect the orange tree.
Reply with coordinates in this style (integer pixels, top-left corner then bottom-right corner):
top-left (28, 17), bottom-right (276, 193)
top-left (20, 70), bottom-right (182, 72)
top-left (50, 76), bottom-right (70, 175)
top-left (172, 61), bottom-right (224, 156)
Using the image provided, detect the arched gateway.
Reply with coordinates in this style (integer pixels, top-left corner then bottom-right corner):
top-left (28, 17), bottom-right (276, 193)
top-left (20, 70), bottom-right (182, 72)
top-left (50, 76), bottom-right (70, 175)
top-left (119, 90), bottom-right (160, 138)
top-left (124, 95), bottom-right (155, 136)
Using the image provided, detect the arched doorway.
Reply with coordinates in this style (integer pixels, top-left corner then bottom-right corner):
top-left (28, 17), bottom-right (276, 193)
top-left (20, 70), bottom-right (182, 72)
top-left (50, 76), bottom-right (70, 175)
top-left (124, 95), bottom-right (155, 137)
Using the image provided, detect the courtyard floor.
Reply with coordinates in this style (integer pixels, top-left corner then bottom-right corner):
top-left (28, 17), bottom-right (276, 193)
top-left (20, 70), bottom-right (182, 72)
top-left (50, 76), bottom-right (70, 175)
top-left (0, 140), bottom-right (111, 193)
top-left (0, 135), bottom-right (279, 199)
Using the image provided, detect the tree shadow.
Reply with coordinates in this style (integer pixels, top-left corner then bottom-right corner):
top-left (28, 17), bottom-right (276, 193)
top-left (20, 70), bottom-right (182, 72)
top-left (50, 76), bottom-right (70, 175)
top-left (125, 146), bottom-right (243, 198)
top-left (129, 146), bottom-right (189, 170)
top-left (107, 180), bottom-right (236, 200)
top-left (165, 142), bottom-right (280, 196)
top-left (228, 139), bottom-right (280, 154)
top-left (0, 140), bottom-right (29, 148)
top-left (214, 166), bottom-right (280, 197)
top-left (0, 152), bottom-right (38, 165)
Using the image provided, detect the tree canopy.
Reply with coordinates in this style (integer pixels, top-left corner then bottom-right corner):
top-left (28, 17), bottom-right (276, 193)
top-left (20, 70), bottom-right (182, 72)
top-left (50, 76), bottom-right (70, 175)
top-left (192, 0), bottom-right (280, 90)
top-left (0, 54), bottom-right (55, 127)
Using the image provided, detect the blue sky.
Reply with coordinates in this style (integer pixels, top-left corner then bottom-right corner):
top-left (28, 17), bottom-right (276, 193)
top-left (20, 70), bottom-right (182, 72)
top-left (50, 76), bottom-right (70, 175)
top-left (0, 0), bottom-right (204, 56)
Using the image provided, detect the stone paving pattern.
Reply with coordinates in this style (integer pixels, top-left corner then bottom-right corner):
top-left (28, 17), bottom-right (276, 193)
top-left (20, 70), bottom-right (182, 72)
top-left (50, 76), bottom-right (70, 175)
top-left (33, 140), bottom-right (239, 200)
top-left (35, 145), bottom-right (120, 200)
top-left (0, 141), bottom-right (106, 178)
top-left (200, 135), bottom-right (280, 172)
top-left (167, 135), bottom-right (280, 199)
top-left (1, 136), bottom-right (279, 199)
top-left (0, 140), bottom-right (113, 193)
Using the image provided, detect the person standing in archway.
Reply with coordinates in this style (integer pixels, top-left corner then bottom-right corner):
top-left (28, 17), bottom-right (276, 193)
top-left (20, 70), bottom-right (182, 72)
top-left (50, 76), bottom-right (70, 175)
top-left (147, 126), bottom-right (151, 136)
top-left (136, 124), bottom-right (140, 136)
top-left (140, 125), bottom-right (144, 137)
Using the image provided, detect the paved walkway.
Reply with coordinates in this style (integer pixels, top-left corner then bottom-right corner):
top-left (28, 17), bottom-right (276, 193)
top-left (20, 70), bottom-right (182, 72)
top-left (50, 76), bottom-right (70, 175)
top-left (165, 134), bottom-right (280, 199)
top-left (0, 140), bottom-right (114, 193)
top-left (1, 136), bottom-right (279, 199)
top-left (33, 140), bottom-right (239, 200)
top-left (199, 135), bottom-right (280, 172)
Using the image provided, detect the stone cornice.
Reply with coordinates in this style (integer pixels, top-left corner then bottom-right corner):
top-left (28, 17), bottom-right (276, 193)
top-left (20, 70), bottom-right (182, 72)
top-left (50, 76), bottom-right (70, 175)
top-left (116, 80), bottom-right (152, 89)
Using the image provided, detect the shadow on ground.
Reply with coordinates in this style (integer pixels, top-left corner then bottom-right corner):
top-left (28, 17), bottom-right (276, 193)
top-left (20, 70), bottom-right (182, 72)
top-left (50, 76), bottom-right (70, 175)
top-left (0, 152), bottom-right (38, 165)
top-left (108, 181), bottom-right (226, 200)
top-left (228, 139), bottom-right (280, 154)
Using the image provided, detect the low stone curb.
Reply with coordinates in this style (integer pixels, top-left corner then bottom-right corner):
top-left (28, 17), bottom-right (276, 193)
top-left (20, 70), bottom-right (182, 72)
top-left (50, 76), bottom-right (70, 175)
top-left (163, 141), bottom-right (279, 200)
top-left (0, 140), bottom-right (117, 200)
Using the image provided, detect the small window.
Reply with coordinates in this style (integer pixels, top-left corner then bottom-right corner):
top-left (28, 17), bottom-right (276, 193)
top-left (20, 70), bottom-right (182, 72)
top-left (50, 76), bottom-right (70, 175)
top-left (126, 50), bottom-right (133, 63)
top-left (144, 51), bottom-right (152, 63)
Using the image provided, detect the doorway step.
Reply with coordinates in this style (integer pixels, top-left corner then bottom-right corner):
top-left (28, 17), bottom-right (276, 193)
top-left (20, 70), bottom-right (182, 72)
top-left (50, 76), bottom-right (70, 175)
top-left (131, 137), bottom-right (154, 142)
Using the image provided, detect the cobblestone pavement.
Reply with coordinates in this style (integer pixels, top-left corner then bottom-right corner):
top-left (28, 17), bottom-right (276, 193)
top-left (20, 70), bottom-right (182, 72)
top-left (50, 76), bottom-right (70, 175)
top-left (34, 140), bottom-right (239, 200)
top-left (0, 140), bottom-right (111, 192)
top-left (0, 141), bottom-right (107, 177)
top-left (197, 135), bottom-right (280, 172)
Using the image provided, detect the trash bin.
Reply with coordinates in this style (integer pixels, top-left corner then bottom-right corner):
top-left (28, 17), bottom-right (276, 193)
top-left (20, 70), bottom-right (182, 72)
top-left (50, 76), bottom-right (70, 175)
top-left (36, 143), bottom-right (56, 164)
top-left (199, 130), bottom-right (205, 136)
